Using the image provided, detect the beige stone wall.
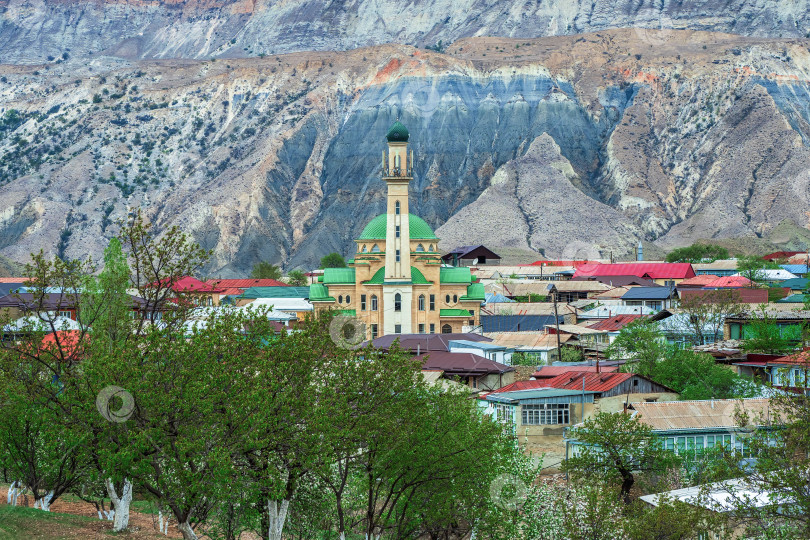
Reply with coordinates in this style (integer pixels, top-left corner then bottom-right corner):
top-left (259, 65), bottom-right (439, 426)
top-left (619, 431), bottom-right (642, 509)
top-left (595, 392), bottom-right (679, 414)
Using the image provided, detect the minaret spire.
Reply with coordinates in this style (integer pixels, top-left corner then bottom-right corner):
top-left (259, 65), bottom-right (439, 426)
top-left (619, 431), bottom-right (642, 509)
top-left (383, 121), bottom-right (412, 281)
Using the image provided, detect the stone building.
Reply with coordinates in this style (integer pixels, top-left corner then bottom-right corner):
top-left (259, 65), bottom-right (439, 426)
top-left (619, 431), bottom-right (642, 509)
top-left (309, 122), bottom-right (484, 338)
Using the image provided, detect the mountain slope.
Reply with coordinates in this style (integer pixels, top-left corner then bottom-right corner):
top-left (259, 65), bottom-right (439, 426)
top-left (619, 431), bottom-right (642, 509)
top-left (1, 0), bottom-right (809, 64)
top-left (2, 31), bottom-right (810, 272)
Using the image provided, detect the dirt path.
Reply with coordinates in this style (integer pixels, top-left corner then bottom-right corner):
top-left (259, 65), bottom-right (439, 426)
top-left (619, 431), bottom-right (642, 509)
top-left (0, 486), bottom-right (183, 539)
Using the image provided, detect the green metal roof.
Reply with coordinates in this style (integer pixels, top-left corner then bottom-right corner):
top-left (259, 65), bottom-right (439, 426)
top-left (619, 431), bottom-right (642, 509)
top-left (776, 277), bottom-right (809, 290)
top-left (439, 267), bottom-right (473, 284)
top-left (357, 213), bottom-right (439, 240)
top-left (440, 309), bottom-right (473, 317)
top-left (460, 282), bottom-right (485, 301)
top-left (238, 286), bottom-right (310, 299)
top-left (308, 283), bottom-right (335, 302)
top-left (364, 266), bottom-right (432, 285)
top-left (323, 267), bottom-right (356, 284)
top-left (386, 121), bottom-right (409, 142)
top-left (777, 294), bottom-right (809, 303)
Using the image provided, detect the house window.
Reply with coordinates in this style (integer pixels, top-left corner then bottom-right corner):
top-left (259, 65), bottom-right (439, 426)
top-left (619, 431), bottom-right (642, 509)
top-left (418, 295), bottom-right (425, 311)
top-left (445, 294), bottom-right (450, 304)
top-left (429, 294), bottom-right (435, 310)
top-left (441, 324), bottom-right (452, 334)
top-left (395, 201), bottom-right (400, 215)
top-left (418, 323), bottom-right (425, 334)
top-left (361, 294), bottom-right (367, 310)
top-left (494, 403), bottom-right (514, 424)
top-left (522, 403), bottom-right (570, 425)
top-left (429, 244), bottom-right (434, 252)
top-left (371, 244), bottom-right (380, 253)
top-left (338, 295), bottom-right (343, 304)
top-left (453, 294), bottom-right (458, 303)
top-left (394, 293), bottom-right (401, 312)
top-left (371, 295), bottom-right (378, 311)
top-left (371, 324), bottom-right (378, 339)
top-left (58, 310), bottom-right (72, 319)
top-left (633, 379), bottom-right (639, 387)
top-left (395, 225), bottom-right (400, 238)
top-left (416, 244), bottom-right (424, 252)
top-left (430, 323), bottom-right (435, 334)
top-left (362, 245), bottom-right (368, 253)
top-left (345, 295), bottom-right (351, 304)
top-left (394, 324), bottom-right (402, 334)
top-left (395, 250), bottom-right (400, 262)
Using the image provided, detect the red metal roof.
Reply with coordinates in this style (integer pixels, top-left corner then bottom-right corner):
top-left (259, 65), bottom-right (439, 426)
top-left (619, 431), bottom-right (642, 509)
top-left (535, 371), bottom-right (673, 393)
top-left (489, 380), bottom-right (548, 393)
top-left (529, 260), bottom-right (599, 267)
top-left (764, 251), bottom-right (803, 261)
top-left (207, 278), bottom-right (289, 289)
top-left (677, 275), bottom-right (720, 288)
top-left (587, 314), bottom-right (645, 332)
top-left (149, 276), bottom-right (224, 293)
top-left (573, 263), bottom-right (696, 280)
top-left (0, 277), bottom-right (29, 283)
top-left (532, 365), bottom-right (619, 378)
top-left (704, 276), bottom-right (752, 288)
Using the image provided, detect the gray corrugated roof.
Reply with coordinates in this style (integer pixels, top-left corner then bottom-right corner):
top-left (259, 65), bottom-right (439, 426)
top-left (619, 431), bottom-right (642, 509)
top-left (621, 287), bottom-right (674, 300)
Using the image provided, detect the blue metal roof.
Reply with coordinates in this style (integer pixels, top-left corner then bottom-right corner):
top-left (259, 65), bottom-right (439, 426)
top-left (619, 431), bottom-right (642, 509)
top-left (780, 264), bottom-right (809, 275)
top-left (621, 287), bottom-right (674, 300)
top-left (481, 314), bottom-right (563, 333)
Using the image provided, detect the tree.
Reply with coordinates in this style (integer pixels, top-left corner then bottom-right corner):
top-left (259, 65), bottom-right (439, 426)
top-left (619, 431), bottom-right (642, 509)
top-left (665, 244), bottom-right (729, 263)
top-left (562, 412), bottom-right (680, 503)
top-left (737, 255), bottom-right (779, 284)
top-left (607, 320), bottom-right (667, 376)
top-left (676, 288), bottom-right (743, 345)
top-left (648, 349), bottom-right (754, 401)
top-left (79, 237), bottom-right (132, 350)
top-left (740, 308), bottom-right (797, 355)
top-left (319, 252), bottom-right (346, 269)
top-left (286, 269), bottom-right (308, 287)
top-left (251, 261), bottom-right (282, 280)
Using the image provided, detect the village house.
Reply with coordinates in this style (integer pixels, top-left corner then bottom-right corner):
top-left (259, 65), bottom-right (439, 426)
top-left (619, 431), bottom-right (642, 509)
top-left (724, 307), bottom-right (810, 341)
top-left (482, 371), bottom-right (676, 466)
top-left (309, 122), bottom-right (484, 337)
top-left (573, 262), bottom-right (697, 286)
top-left (440, 245), bottom-right (501, 267)
top-left (621, 286), bottom-right (676, 311)
top-left (693, 260), bottom-right (739, 277)
top-left (735, 349), bottom-right (810, 393)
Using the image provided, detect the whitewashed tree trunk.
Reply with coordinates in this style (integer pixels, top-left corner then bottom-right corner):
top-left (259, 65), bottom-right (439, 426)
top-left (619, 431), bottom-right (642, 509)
top-left (97, 510), bottom-right (104, 520)
top-left (6, 481), bottom-right (15, 504)
top-left (10, 483), bottom-right (24, 506)
top-left (177, 521), bottom-right (197, 540)
top-left (158, 511), bottom-right (170, 535)
top-left (38, 491), bottom-right (54, 511)
top-left (267, 499), bottom-right (290, 540)
top-left (105, 509), bottom-right (115, 521)
top-left (105, 478), bottom-right (132, 531)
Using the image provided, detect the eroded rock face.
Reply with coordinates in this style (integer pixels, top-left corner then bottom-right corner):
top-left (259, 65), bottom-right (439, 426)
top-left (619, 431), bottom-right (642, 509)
top-left (1, 0), bottom-right (809, 64)
top-left (2, 31), bottom-right (810, 273)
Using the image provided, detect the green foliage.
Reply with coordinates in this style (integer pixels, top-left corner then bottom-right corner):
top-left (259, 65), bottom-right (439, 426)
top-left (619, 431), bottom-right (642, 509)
top-left (79, 237), bottom-right (133, 351)
top-left (560, 345), bottom-right (585, 362)
top-left (286, 269), bottom-right (307, 287)
top-left (665, 243), bottom-right (729, 263)
top-left (514, 293), bottom-right (547, 302)
top-left (319, 252), bottom-right (346, 269)
top-left (511, 351), bottom-right (541, 366)
top-left (562, 412), bottom-right (680, 502)
top-left (250, 261), bottom-right (282, 280)
top-left (647, 349), bottom-right (753, 401)
top-left (608, 320), bottom-right (667, 376)
top-left (737, 255), bottom-right (780, 283)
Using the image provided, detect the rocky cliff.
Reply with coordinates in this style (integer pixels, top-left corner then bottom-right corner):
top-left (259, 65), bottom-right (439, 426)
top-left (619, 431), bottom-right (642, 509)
top-left (1, 0), bottom-right (810, 64)
top-left (2, 30), bottom-right (810, 274)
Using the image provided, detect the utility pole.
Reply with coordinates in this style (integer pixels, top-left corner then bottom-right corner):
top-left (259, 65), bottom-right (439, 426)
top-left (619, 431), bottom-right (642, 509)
top-left (553, 290), bottom-right (561, 363)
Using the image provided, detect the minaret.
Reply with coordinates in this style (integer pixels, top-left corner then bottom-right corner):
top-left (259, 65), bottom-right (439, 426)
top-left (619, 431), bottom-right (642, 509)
top-left (381, 121), bottom-right (414, 334)
top-left (382, 120), bottom-right (413, 281)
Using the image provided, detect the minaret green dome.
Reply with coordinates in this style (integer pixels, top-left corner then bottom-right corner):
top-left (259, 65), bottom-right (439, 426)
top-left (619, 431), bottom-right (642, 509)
top-left (386, 121), bottom-right (409, 142)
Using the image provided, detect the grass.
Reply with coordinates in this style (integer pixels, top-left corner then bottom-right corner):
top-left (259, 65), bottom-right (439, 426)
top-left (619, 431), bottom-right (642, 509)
top-left (0, 504), bottom-right (95, 539)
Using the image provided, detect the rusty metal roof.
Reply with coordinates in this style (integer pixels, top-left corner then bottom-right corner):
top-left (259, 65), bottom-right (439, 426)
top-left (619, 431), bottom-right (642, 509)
top-left (630, 399), bottom-right (776, 431)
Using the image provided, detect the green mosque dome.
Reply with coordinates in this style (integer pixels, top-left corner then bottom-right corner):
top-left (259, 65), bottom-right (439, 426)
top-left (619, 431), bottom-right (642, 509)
top-left (386, 121), bottom-right (409, 142)
top-left (357, 213), bottom-right (438, 240)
